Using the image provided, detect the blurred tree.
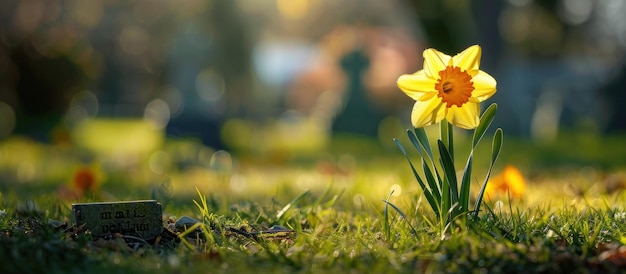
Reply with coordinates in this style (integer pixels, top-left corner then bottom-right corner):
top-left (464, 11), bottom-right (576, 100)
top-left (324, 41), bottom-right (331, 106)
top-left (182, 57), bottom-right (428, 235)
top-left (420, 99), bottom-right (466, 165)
top-left (210, 0), bottom-right (253, 117)
top-left (7, 44), bottom-right (87, 141)
top-left (602, 60), bottom-right (626, 133)
top-left (403, 0), bottom-right (477, 53)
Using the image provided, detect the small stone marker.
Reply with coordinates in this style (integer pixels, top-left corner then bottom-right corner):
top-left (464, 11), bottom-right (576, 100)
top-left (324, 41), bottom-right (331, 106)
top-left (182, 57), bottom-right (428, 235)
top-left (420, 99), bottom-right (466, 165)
top-left (72, 200), bottom-right (163, 239)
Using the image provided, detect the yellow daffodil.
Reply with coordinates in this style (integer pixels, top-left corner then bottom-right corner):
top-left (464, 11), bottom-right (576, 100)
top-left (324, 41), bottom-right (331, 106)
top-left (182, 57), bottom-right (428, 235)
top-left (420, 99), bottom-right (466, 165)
top-left (485, 165), bottom-right (526, 199)
top-left (397, 45), bottom-right (497, 129)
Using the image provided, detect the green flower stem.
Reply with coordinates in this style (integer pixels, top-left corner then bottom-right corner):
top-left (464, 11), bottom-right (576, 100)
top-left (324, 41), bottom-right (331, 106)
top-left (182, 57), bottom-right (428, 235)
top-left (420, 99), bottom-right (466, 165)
top-left (394, 104), bottom-right (503, 232)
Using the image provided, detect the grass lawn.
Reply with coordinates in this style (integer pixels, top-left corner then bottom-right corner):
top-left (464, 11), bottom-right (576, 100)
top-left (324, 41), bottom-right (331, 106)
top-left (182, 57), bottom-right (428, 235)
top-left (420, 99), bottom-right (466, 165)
top-left (1, 130), bottom-right (625, 273)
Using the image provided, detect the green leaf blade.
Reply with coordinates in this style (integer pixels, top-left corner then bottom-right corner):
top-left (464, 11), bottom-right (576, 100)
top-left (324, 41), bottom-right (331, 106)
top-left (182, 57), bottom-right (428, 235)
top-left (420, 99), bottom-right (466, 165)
top-left (473, 128), bottom-right (504, 217)
top-left (438, 140), bottom-right (459, 203)
top-left (382, 199), bottom-right (417, 235)
top-left (459, 156), bottom-right (473, 213)
top-left (414, 127), bottom-right (433, 162)
top-left (422, 160), bottom-right (442, 203)
top-left (394, 138), bottom-right (440, 216)
top-left (491, 128), bottom-right (503, 163)
top-left (472, 103), bottom-right (497, 149)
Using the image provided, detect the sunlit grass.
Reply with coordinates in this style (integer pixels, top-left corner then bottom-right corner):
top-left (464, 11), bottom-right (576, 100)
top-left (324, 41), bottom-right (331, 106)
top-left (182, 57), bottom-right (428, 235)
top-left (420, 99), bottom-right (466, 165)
top-left (0, 132), bottom-right (625, 273)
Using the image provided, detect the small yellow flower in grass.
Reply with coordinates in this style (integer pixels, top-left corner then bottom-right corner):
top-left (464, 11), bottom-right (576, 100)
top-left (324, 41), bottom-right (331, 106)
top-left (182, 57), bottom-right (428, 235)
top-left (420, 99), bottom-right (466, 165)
top-left (397, 45), bottom-right (497, 129)
top-left (485, 165), bottom-right (526, 199)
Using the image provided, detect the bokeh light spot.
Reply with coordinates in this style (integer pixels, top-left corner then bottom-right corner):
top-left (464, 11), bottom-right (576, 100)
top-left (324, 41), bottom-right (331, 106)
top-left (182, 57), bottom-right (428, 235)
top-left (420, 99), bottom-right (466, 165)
top-left (230, 173), bottom-right (248, 193)
top-left (390, 184), bottom-right (402, 197)
top-left (557, 0), bottom-right (593, 25)
top-left (338, 154), bottom-right (356, 174)
top-left (70, 0), bottom-right (103, 28)
top-left (198, 146), bottom-right (216, 167)
top-left (65, 106), bottom-right (89, 128)
top-left (352, 194), bottom-right (365, 207)
top-left (495, 200), bottom-right (504, 211)
top-left (144, 99), bottom-right (171, 130)
top-left (66, 90), bottom-right (99, 128)
top-left (276, 0), bottom-right (310, 20)
top-left (210, 150), bottom-right (233, 172)
top-left (149, 150), bottom-right (171, 175)
top-left (71, 90), bottom-right (99, 116)
top-left (15, 0), bottom-right (45, 33)
top-left (195, 69), bottom-right (225, 102)
top-left (119, 26), bottom-right (150, 55)
top-left (296, 174), bottom-right (317, 190)
top-left (499, 6), bottom-right (530, 44)
top-left (160, 86), bottom-right (184, 117)
top-left (167, 254), bottom-right (181, 269)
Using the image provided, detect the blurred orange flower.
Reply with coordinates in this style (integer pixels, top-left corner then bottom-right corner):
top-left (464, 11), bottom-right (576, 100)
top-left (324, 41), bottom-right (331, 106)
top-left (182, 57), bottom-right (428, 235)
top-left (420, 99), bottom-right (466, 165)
top-left (73, 166), bottom-right (100, 194)
top-left (57, 164), bottom-right (103, 200)
top-left (485, 165), bottom-right (526, 199)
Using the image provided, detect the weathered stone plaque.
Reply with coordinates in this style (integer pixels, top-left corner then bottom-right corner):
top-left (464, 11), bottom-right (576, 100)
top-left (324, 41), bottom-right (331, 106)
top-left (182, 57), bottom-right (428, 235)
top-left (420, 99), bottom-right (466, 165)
top-left (72, 200), bottom-right (162, 239)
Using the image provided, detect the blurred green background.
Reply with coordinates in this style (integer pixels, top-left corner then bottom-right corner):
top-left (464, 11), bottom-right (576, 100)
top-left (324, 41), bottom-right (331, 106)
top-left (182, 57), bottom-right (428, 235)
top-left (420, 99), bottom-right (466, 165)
top-left (1, 0), bottom-right (626, 200)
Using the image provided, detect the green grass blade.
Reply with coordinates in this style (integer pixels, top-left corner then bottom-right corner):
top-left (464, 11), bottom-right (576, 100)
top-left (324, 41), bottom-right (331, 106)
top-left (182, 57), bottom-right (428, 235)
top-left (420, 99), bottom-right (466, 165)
top-left (178, 223), bottom-right (215, 251)
top-left (439, 166), bottom-right (450, 221)
top-left (322, 189), bottom-right (344, 208)
top-left (408, 129), bottom-right (434, 167)
top-left (193, 187), bottom-right (211, 223)
top-left (311, 182), bottom-right (333, 209)
top-left (383, 190), bottom-right (393, 240)
top-left (407, 129), bottom-right (423, 155)
top-left (276, 190), bottom-right (310, 220)
top-left (382, 198), bottom-right (417, 235)
top-left (414, 127), bottom-right (433, 162)
top-left (473, 128), bottom-right (503, 217)
top-left (491, 128), bottom-right (503, 164)
top-left (394, 137), bottom-right (409, 156)
top-left (421, 159), bottom-right (442, 204)
top-left (394, 138), bottom-right (440, 216)
top-left (472, 103), bottom-right (497, 149)
top-left (408, 130), bottom-right (440, 198)
top-left (438, 140), bottom-right (459, 204)
top-left (445, 201), bottom-right (461, 224)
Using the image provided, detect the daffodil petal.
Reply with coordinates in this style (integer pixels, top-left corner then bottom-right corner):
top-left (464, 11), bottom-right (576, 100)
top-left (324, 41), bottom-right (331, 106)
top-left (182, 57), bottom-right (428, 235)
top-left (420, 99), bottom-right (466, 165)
top-left (471, 70), bottom-right (497, 102)
top-left (452, 45), bottom-right (481, 74)
top-left (418, 92), bottom-right (437, 101)
top-left (445, 102), bottom-right (480, 129)
top-left (423, 48), bottom-right (450, 78)
top-left (397, 70), bottom-right (437, 100)
top-left (411, 98), bottom-right (445, 128)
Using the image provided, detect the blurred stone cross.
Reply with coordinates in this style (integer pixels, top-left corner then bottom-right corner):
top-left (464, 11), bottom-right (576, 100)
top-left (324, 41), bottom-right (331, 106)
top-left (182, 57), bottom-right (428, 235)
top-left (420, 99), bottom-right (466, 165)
top-left (332, 49), bottom-right (384, 137)
top-left (72, 200), bottom-right (163, 240)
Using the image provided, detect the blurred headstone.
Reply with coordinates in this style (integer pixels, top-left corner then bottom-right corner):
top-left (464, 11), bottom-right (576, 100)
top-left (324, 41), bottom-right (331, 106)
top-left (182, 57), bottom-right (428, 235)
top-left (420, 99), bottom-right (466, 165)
top-left (332, 49), bottom-right (384, 136)
top-left (602, 62), bottom-right (626, 133)
top-left (164, 23), bottom-right (224, 149)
